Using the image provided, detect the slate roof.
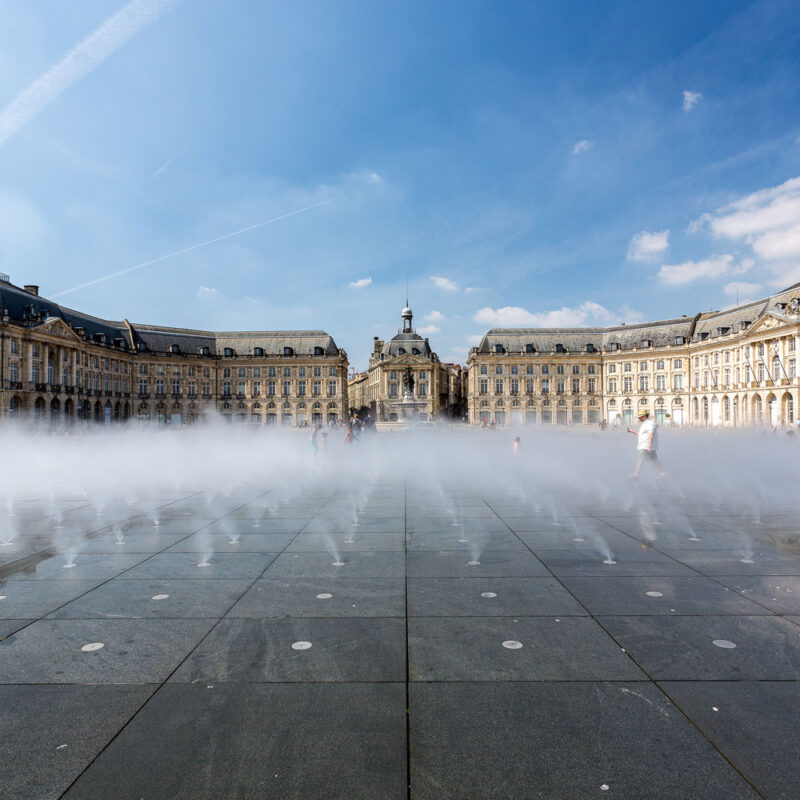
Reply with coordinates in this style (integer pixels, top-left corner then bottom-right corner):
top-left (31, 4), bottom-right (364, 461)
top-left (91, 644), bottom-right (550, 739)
top-left (0, 279), bottom-right (341, 355)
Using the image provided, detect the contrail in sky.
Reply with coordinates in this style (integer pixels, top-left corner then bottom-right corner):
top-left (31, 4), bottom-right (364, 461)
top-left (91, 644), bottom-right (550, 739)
top-left (0, 0), bottom-right (181, 147)
top-left (51, 199), bottom-right (336, 299)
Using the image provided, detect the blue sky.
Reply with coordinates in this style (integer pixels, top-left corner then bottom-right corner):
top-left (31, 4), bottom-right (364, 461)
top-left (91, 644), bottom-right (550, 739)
top-left (1, 0), bottom-right (800, 369)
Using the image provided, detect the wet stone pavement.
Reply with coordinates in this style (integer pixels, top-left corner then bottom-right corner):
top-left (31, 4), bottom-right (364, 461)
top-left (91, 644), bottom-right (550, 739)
top-left (1, 485), bottom-right (799, 799)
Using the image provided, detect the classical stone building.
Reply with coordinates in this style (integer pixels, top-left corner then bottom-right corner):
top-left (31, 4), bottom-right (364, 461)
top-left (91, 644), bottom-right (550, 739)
top-left (0, 276), bottom-right (348, 425)
top-left (349, 302), bottom-right (465, 421)
top-left (467, 283), bottom-right (800, 428)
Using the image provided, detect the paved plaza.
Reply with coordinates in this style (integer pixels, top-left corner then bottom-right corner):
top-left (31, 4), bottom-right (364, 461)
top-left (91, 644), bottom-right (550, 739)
top-left (1, 480), bottom-right (800, 799)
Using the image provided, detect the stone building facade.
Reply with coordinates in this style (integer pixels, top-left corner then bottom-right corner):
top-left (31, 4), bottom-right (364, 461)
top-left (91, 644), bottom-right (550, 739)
top-left (467, 283), bottom-right (800, 428)
top-left (0, 277), bottom-right (348, 425)
top-left (349, 303), bottom-right (465, 421)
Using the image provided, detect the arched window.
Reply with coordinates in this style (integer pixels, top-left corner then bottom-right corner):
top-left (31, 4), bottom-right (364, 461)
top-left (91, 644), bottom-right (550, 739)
top-left (253, 347), bottom-right (264, 357)
top-left (283, 347), bottom-right (294, 356)
top-left (223, 348), bottom-right (235, 357)
top-left (314, 346), bottom-right (324, 356)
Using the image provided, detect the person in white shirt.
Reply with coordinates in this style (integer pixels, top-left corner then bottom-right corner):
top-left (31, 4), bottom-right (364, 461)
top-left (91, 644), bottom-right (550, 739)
top-left (627, 409), bottom-right (665, 478)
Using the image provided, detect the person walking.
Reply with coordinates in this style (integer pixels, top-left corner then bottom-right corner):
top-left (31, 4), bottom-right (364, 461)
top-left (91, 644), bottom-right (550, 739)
top-left (627, 409), bottom-right (665, 478)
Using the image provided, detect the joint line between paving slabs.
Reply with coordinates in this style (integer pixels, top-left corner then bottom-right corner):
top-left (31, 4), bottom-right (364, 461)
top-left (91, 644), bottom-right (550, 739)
top-left (481, 499), bottom-right (767, 799)
top-left (56, 486), bottom-right (325, 799)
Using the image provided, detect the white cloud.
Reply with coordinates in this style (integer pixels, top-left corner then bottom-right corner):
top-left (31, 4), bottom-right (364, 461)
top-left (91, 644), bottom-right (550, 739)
top-left (431, 276), bottom-right (459, 291)
top-left (473, 301), bottom-right (640, 328)
top-left (466, 334), bottom-right (483, 346)
top-left (723, 281), bottom-right (762, 297)
top-left (196, 286), bottom-right (218, 297)
top-left (627, 229), bottom-right (670, 262)
top-left (0, 0), bottom-right (181, 148)
top-left (690, 176), bottom-right (800, 286)
top-left (657, 255), bottom-right (734, 286)
top-left (682, 91), bottom-right (703, 111)
top-left (424, 310), bottom-right (445, 323)
top-left (417, 324), bottom-right (441, 335)
top-left (349, 277), bottom-right (373, 288)
top-left (464, 286), bottom-right (484, 294)
top-left (366, 171), bottom-right (383, 184)
top-left (572, 139), bottom-right (593, 155)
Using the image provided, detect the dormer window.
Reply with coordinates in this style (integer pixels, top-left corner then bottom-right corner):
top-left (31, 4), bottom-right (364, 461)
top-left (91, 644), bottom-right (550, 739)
top-left (674, 336), bottom-right (685, 345)
top-left (411, 348), bottom-right (420, 355)
top-left (791, 298), bottom-right (799, 311)
top-left (198, 346), bottom-right (210, 356)
top-left (283, 347), bottom-right (293, 357)
top-left (314, 346), bottom-right (324, 356)
top-left (137, 342), bottom-right (147, 352)
top-left (398, 347), bottom-right (406, 355)
top-left (739, 321), bottom-right (750, 331)
top-left (699, 332), bottom-right (709, 340)
top-left (585, 344), bottom-right (595, 353)
top-left (641, 340), bottom-right (651, 348)
top-left (169, 344), bottom-right (180, 354)
top-left (254, 347), bottom-right (264, 357)
top-left (525, 344), bottom-right (535, 354)
top-left (224, 347), bottom-right (235, 357)
top-left (554, 344), bottom-right (566, 353)
top-left (775, 302), bottom-right (787, 310)
top-left (717, 327), bottom-right (730, 336)
top-left (495, 344), bottom-right (504, 354)
top-left (609, 342), bottom-right (620, 352)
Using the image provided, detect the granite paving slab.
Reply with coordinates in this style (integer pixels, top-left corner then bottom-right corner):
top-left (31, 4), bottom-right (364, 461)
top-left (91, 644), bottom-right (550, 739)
top-left (666, 549), bottom-right (800, 576)
top-left (405, 530), bottom-right (527, 552)
top-left (48, 579), bottom-right (253, 619)
top-left (227, 576), bottom-right (406, 618)
top-left (0, 552), bottom-right (148, 581)
top-left (119, 552), bottom-right (276, 580)
top-left (0, 579), bottom-right (100, 618)
top-left (406, 549), bottom-right (550, 578)
top-left (407, 517), bottom-right (508, 533)
top-left (535, 548), bottom-right (694, 577)
top-left (409, 682), bottom-right (758, 800)
top-left (599, 614), bottom-right (800, 679)
top-left (73, 531), bottom-right (191, 553)
top-left (407, 577), bottom-right (586, 617)
top-left (0, 618), bottom-right (216, 683)
top-left (285, 532), bottom-right (404, 552)
top-left (61, 683), bottom-right (406, 800)
top-left (265, 551), bottom-right (405, 578)
top-left (714, 574), bottom-right (800, 614)
top-left (301, 517), bottom-right (404, 534)
top-left (170, 617), bottom-right (405, 682)
top-left (0, 618), bottom-right (32, 639)
top-left (0, 684), bottom-right (154, 800)
top-left (659, 680), bottom-right (800, 800)
top-left (408, 616), bottom-right (645, 681)
top-left (165, 532), bottom-right (295, 553)
top-left (203, 518), bottom-right (310, 534)
top-left (560, 575), bottom-right (771, 616)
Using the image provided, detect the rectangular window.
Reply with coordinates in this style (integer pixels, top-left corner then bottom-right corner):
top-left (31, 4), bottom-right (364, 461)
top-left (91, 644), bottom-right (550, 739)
top-left (674, 359), bottom-right (682, 369)
top-left (10, 340), bottom-right (18, 355)
top-left (10, 362), bottom-right (18, 382)
top-left (789, 359), bottom-right (796, 379)
top-left (329, 367), bottom-right (336, 377)
top-left (283, 367), bottom-right (291, 378)
top-left (32, 344), bottom-right (40, 358)
top-left (188, 381), bottom-right (196, 396)
top-left (542, 365), bottom-right (549, 375)
top-left (313, 366), bottom-right (321, 377)
top-left (123, 377), bottom-right (128, 392)
top-left (656, 375), bottom-right (665, 391)
top-left (312, 381), bottom-right (321, 396)
top-left (656, 360), bottom-right (664, 370)
top-left (139, 364), bottom-right (148, 375)
top-left (556, 365), bottom-right (564, 375)
top-left (588, 364), bottom-right (596, 374)
top-left (418, 383), bottom-right (427, 397)
top-left (238, 382), bottom-right (246, 395)
top-left (639, 375), bottom-right (649, 392)
top-left (479, 379), bottom-right (488, 395)
top-left (511, 365), bottom-right (518, 375)
top-left (495, 366), bottom-right (503, 375)
top-left (758, 363), bottom-right (765, 381)
top-left (328, 380), bottom-right (337, 396)
top-left (623, 376), bottom-right (632, 392)
top-left (156, 379), bottom-right (165, 395)
top-left (511, 378), bottom-right (519, 393)
top-left (282, 381), bottom-right (291, 396)
top-left (526, 365), bottom-right (534, 375)
top-left (238, 368), bottom-right (246, 378)
top-left (541, 379), bottom-right (550, 393)
top-left (299, 367), bottom-right (306, 377)
top-left (572, 365), bottom-right (580, 374)
top-left (789, 338), bottom-right (796, 352)
top-left (172, 379), bottom-right (181, 394)
top-left (223, 367), bottom-right (231, 378)
top-left (480, 365), bottom-right (488, 375)
top-left (222, 381), bottom-right (231, 396)
top-left (572, 378), bottom-right (580, 393)
top-left (155, 364), bottom-right (164, 375)
top-left (624, 363), bottom-right (632, 373)
top-left (268, 381), bottom-right (276, 396)
top-left (32, 363), bottom-right (40, 383)
top-left (389, 383), bottom-right (398, 397)
top-left (269, 367), bottom-right (276, 378)
top-left (298, 380), bottom-right (306, 396)
top-left (556, 379), bottom-right (565, 393)
top-left (495, 379), bottom-right (504, 394)
top-left (113, 378), bottom-right (119, 393)
top-left (526, 378), bottom-right (535, 393)
top-left (139, 379), bottom-right (148, 394)
top-left (587, 377), bottom-right (596, 393)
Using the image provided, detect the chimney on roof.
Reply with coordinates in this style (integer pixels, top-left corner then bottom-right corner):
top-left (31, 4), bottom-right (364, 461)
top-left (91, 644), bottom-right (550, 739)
top-left (24, 285), bottom-right (39, 296)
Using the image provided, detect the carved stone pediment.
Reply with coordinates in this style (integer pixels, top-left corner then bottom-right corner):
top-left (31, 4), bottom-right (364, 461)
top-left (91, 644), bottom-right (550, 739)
top-left (40, 317), bottom-right (81, 341)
